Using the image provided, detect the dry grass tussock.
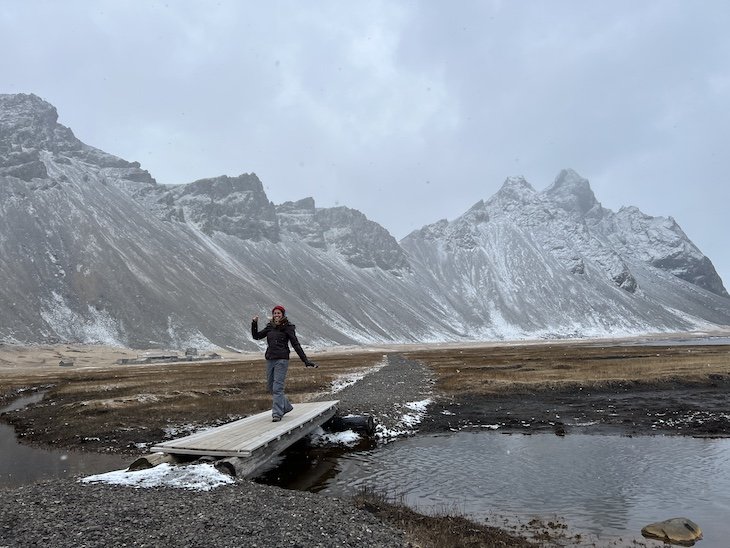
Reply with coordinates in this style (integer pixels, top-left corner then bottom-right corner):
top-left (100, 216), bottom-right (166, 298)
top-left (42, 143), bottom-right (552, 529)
top-left (402, 342), bottom-right (730, 396)
top-left (0, 349), bottom-right (387, 451)
top-left (2, 350), bottom-right (386, 406)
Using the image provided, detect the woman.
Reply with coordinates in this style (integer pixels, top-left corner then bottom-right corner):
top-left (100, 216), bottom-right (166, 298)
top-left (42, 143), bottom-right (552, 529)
top-left (251, 305), bottom-right (317, 422)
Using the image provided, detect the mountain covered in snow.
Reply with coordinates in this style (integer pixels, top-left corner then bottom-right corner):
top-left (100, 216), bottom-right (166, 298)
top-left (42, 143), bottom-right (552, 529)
top-left (401, 171), bottom-right (729, 339)
top-left (1, 93), bottom-right (729, 350)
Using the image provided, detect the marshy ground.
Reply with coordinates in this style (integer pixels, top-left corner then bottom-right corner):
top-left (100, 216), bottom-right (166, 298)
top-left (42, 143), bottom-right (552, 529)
top-left (1, 336), bottom-right (729, 547)
top-left (405, 341), bottom-right (730, 438)
top-left (2, 338), bottom-right (728, 452)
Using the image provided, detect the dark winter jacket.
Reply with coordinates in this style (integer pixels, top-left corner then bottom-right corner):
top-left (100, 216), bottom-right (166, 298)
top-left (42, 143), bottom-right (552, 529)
top-left (251, 318), bottom-right (309, 363)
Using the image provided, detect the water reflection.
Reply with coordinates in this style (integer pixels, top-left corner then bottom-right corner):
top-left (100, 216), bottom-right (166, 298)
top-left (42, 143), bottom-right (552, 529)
top-left (315, 432), bottom-right (730, 545)
top-left (0, 392), bottom-right (129, 487)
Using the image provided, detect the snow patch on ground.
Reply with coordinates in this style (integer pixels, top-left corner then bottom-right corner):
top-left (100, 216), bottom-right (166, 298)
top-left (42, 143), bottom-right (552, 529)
top-left (375, 398), bottom-right (433, 441)
top-left (308, 427), bottom-right (362, 447)
top-left (329, 356), bottom-right (388, 393)
top-left (163, 423), bottom-right (214, 439)
top-left (80, 463), bottom-right (234, 491)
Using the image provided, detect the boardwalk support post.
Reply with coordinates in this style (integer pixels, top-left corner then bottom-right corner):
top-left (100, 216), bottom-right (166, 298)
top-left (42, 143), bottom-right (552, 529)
top-left (127, 452), bottom-right (185, 471)
top-left (324, 414), bottom-right (375, 435)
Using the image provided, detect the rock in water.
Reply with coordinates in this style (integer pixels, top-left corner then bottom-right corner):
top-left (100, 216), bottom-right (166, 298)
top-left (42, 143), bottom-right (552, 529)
top-left (641, 517), bottom-right (703, 546)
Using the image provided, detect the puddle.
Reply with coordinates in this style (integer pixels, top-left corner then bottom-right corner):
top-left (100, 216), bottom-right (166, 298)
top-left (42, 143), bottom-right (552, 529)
top-left (0, 392), bottom-right (130, 487)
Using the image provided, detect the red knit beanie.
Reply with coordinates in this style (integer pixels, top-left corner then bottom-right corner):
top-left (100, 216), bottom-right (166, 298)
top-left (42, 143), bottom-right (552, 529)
top-left (272, 305), bottom-right (286, 315)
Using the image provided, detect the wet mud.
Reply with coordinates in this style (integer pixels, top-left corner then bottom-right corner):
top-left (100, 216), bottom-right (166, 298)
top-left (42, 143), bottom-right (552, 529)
top-left (420, 379), bottom-right (730, 438)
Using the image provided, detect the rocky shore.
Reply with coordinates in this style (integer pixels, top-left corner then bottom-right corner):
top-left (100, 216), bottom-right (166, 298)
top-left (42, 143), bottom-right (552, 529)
top-left (0, 479), bottom-right (409, 548)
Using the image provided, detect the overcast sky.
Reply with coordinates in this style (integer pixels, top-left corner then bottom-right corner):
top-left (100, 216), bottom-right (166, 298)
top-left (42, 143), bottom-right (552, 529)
top-left (3, 1), bottom-right (729, 288)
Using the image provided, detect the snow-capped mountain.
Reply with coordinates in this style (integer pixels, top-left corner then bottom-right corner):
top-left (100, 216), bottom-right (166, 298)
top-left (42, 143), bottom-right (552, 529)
top-left (1, 93), bottom-right (729, 349)
top-left (401, 170), bottom-right (730, 339)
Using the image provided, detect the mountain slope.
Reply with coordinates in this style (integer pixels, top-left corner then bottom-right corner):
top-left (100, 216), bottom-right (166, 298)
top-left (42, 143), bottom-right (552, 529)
top-left (0, 94), bottom-right (457, 348)
top-left (1, 93), bottom-right (728, 349)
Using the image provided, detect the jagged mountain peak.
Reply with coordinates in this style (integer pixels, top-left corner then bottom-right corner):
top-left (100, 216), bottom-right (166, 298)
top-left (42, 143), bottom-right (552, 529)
top-left (607, 206), bottom-right (728, 297)
top-left (613, 206), bottom-right (687, 243)
top-left (488, 175), bottom-right (537, 207)
top-left (552, 167), bottom-right (586, 186)
top-left (500, 175), bottom-right (535, 193)
top-left (0, 93), bottom-right (58, 128)
top-left (0, 93), bottom-right (154, 184)
top-left (159, 172), bottom-right (278, 241)
top-left (278, 196), bottom-right (316, 212)
top-left (543, 168), bottom-right (600, 216)
top-left (617, 205), bottom-right (660, 221)
top-left (277, 202), bottom-right (412, 273)
top-left (178, 173), bottom-right (265, 198)
top-left (0, 93), bottom-right (78, 162)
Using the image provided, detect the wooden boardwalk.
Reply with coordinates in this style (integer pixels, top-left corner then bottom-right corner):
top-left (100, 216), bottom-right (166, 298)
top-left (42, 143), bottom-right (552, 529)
top-left (150, 400), bottom-right (339, 458)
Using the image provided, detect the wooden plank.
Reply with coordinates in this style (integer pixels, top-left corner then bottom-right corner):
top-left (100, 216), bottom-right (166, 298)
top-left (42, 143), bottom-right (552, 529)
top-left (215, 406), bottom-right (340, 479)
top-left (150, 400), bottom-right (338, 457)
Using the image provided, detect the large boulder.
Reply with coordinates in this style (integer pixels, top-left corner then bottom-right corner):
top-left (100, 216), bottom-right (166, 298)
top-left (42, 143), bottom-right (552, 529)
top-left (641, 517), bottom-right (702, 546)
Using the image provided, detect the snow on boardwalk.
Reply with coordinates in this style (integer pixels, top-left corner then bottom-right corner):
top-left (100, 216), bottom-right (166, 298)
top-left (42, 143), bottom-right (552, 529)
top-left (151, 401), bottom-right (339, 457)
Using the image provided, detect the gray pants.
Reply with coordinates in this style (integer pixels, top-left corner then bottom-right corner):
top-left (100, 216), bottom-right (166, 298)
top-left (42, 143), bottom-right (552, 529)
top-left (266, 359), bottom-right (294, 418)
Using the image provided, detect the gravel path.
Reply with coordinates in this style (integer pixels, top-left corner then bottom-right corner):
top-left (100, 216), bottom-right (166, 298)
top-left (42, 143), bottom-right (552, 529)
top-left (0, 354), bottom-right (435, 548)
top-left (317, 353), bottom-right (435, 434)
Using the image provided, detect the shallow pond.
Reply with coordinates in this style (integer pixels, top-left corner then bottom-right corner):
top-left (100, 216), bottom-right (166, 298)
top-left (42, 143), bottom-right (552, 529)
top-left (0, 393), bottom-right (130, 488)
top-left (289, 431), bottom-right (730, 546)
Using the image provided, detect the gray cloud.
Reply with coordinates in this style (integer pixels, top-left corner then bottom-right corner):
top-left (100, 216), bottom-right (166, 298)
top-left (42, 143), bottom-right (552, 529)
top-left (2, 0), bottom-right (729, 288)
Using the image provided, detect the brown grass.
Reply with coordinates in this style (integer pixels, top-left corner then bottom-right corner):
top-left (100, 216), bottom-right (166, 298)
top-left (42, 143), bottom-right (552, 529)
top-left (0, 349), bottom-right (388, 452)
top-left (2, 351), bottom-right (386, 406)
top-left (402, 342), bottom-right (730, 396)
top-left (2, 341), bottom-right (729, 452)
